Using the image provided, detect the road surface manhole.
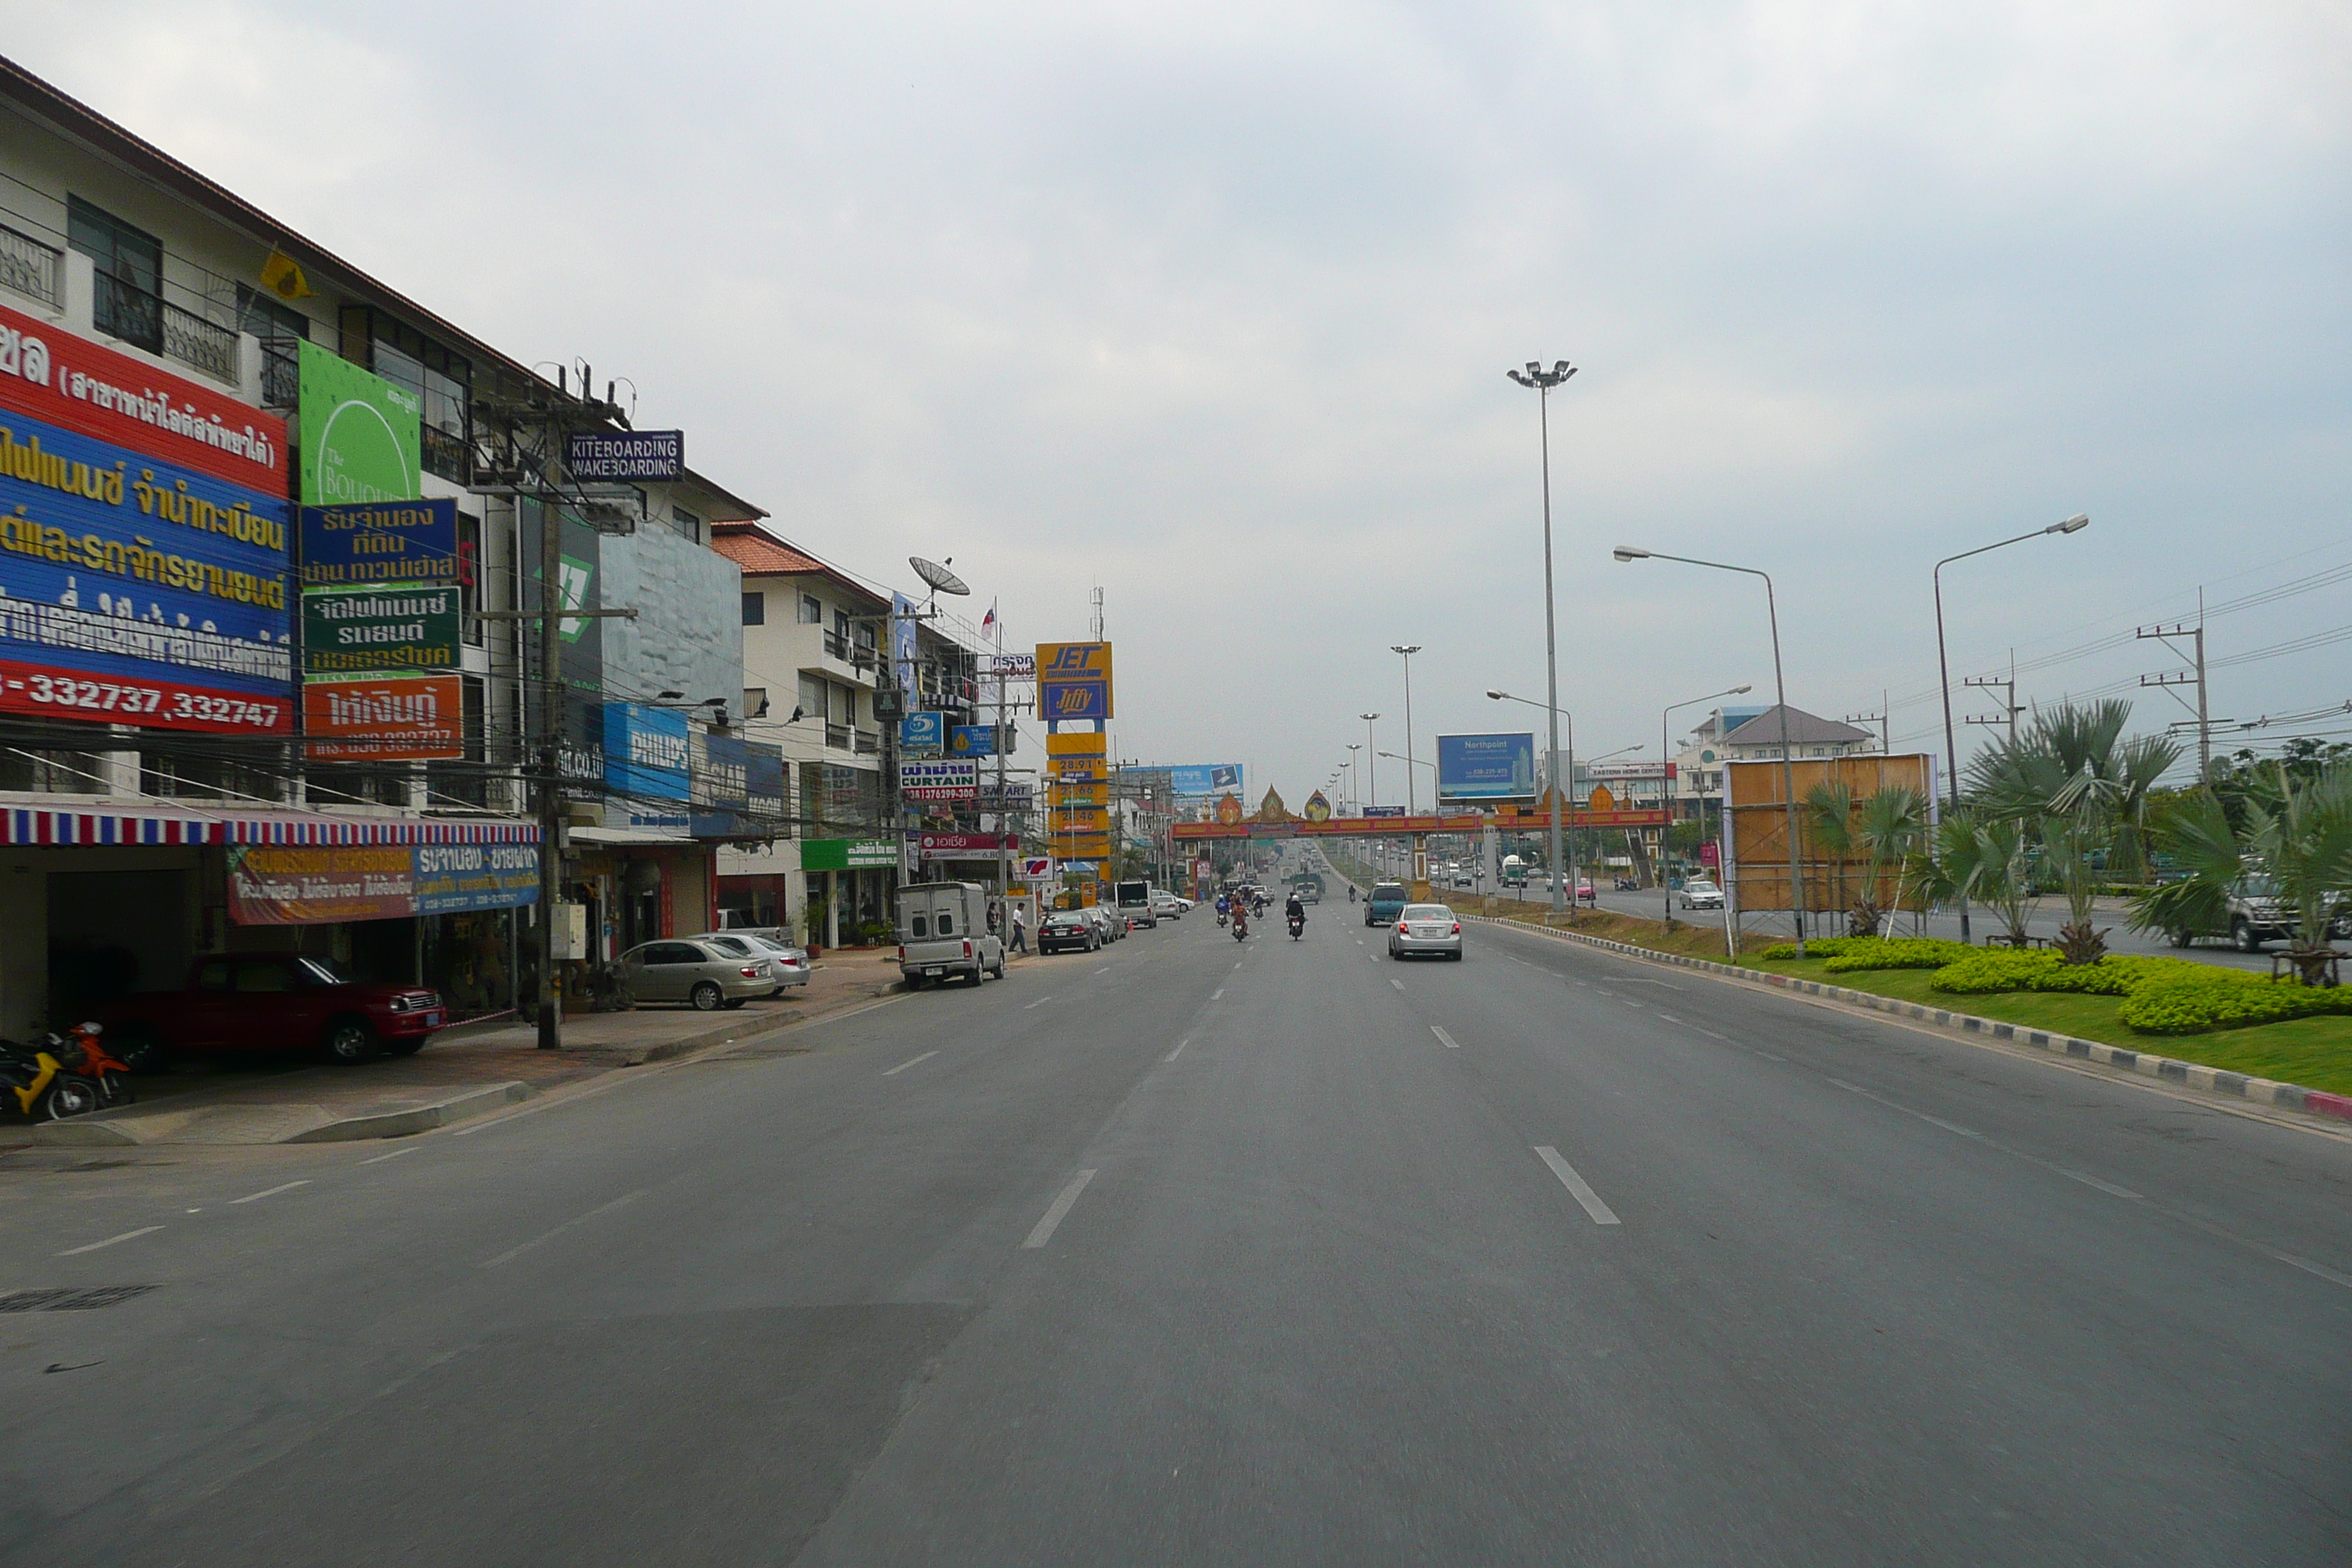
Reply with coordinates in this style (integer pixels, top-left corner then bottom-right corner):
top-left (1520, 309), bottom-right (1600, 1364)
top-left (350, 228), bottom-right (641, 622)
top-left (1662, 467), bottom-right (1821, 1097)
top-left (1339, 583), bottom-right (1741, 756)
top-left (0, 1285), bottom-right (159, 1312)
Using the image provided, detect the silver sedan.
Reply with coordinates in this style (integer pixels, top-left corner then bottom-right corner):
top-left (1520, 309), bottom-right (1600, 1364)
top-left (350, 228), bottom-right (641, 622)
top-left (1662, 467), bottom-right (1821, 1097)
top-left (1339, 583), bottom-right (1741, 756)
top-left (1387, 903), bottom-right (1464, 961)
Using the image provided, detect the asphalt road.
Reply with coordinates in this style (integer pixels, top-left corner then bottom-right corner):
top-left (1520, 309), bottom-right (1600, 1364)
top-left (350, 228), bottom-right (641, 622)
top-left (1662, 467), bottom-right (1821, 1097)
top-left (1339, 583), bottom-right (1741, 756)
top-left (4, 895), bottom-right (2349, 1564)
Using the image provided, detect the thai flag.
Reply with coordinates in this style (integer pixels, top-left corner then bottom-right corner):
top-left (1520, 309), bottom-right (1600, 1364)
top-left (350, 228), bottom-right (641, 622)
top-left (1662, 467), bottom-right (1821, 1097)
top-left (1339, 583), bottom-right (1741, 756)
top-left (981, 600), bottom-right (998, 636)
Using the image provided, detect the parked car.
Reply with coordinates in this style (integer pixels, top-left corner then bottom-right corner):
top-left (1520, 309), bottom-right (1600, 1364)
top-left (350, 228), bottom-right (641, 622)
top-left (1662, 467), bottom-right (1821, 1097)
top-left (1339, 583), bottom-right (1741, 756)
top-left (897, 882), bottom-right (1006, 987)
top-left (1083, 905), bottom-right (1121, 943)
top-left (1151, 891), bottom-right (1184, 920)
top-left (1039, 910), bottom-right (1101, 954)
top-left (1681, 879), bottom-right (1725, 911)
top-left (90, 953), bottom-right (445, 1068)
top-left (616, 939), bottom-right (775, 1011)
top-left (1388, 902), bottom-right (1464, 961)
top-left (688, 932), bottom-right (810, 995)
top-left (1365, 881), bottom-right (1410, 927)
top-left (2165, 875), bottom-right (2352, 951)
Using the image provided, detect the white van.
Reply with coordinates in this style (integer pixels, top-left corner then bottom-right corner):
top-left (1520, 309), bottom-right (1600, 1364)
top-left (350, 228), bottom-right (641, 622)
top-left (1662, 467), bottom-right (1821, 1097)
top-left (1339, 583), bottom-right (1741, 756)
top-left (896, 882), bottom-right (1006, 990)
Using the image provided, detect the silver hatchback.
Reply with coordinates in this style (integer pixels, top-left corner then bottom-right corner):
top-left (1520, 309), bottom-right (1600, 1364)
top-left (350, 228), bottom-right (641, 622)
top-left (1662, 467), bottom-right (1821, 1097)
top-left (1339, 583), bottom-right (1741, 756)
top-left (1387, 903), bottom-right (1463, 961)
top-left (616, 938), bottom-right (775, 1010)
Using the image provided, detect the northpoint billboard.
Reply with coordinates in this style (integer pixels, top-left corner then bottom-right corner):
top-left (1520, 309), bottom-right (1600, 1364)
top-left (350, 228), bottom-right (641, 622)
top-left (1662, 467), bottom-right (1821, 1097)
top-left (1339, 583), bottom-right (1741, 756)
top-left (1436, 733), bottom-right (1537, 801)
top-left (0, 302), bottom-right (294, 734)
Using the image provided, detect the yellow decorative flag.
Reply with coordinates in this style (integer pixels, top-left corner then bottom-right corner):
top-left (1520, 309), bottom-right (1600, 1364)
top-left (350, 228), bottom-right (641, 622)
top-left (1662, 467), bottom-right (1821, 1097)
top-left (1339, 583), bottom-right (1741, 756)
top-left (260, 249), bottom-right (312, 301)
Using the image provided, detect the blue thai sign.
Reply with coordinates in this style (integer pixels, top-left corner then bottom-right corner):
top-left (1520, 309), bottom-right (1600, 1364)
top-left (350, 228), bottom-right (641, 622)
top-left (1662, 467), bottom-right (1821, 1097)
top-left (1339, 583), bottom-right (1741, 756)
top-left (299, 497), bottom-right (459, 588)
top-left (602, 702), bottom-right (690, 802)
top-left (1168, 764), bottom-right (1243, 796)
top-left (899, 710), bottom-right (945, 755)
top-left (0, 407), bottom-right (293, 732)
top-left (413, 843), bottom-right (540, 914)
top-left (950, 723), bottom-right (1011, 758)
top-left (891, 592), bottom-right (919, 696)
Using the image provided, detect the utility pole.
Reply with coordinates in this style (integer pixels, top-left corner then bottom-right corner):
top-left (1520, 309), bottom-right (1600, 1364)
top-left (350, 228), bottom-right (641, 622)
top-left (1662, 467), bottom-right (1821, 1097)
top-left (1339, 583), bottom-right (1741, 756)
top-left (2138, 595), bottom-right (2211, 780)
top-left (1963, 667), bottom-right (2023, 747)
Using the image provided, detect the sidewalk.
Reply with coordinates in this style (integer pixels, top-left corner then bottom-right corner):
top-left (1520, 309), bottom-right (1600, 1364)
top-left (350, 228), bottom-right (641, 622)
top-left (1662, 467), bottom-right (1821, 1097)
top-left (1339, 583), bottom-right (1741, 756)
top-left (12, 949), bottom-right (913, 1149)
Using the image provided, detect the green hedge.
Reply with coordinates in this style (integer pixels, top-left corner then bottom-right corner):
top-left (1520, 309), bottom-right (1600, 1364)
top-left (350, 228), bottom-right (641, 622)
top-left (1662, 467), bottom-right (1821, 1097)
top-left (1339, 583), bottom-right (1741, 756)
top-left (1758, 936), bottom-right (1973, 969)
top-left (2119, 976), bottom-right (2352, 1035)
top-left (1929, 951), bottom-right (2216, 998)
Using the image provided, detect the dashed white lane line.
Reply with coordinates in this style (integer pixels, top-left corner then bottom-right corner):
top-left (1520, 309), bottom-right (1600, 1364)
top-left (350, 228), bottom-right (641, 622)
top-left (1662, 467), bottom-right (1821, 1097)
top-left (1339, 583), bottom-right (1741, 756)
top-left (1164, 1038), bottom-right (1189, 1062)
top-left (883, 1049), bottom-right (939, 1077)
top-left (361, 1147), bottom-right (418, 1165)
top-left (1022, 1169), bottom-right (1098, 1249)
top-left (482, 1188), bottom-right (649, 1270)
top-left (1534, 1147), bottom-right (1621, 1225)
top-left (1093, 966), bottom-right (1111, 975)
top-left (1211, 989), bottom-right (1224, 1000)
top-left (1658, 1012), bottom-right (1684, 1024)
top-left (1431, 1026), bottom-right (1461, 1049)
top-left (230, 1180), bottom-right (310, 1206)
top-left (1390, 979), bottom-right (1406, 992)
top-left (1023, 995), bottom-right (1056, 1010)
top-left (57, 1225), bottom-right (164, 1257)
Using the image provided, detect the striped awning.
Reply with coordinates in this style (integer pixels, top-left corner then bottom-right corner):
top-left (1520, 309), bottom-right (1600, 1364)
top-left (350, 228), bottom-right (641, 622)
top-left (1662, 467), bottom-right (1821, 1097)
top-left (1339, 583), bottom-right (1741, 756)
top-left (1, 803), bottom-right (538, 847)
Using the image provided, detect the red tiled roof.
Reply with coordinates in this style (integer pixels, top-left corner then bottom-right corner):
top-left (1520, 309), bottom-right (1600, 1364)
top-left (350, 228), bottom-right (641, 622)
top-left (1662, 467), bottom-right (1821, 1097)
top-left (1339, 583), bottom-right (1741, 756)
top-left (710, 521), bottom-right (827, 576)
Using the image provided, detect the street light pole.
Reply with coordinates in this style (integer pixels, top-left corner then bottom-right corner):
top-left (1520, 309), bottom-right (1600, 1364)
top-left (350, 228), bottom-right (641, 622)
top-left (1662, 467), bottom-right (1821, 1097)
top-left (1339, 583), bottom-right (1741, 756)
top-left (1613, 546), bottom-right (1809, 957)
top-left (1390, 647), bottom-right (1422, 814)
top-left (1507, 359), bottom-right (1576, 919)
top-left (1934, 513), bottom-right (2089, 944)
top-left (1662, 683), bottom-right (1752, 930)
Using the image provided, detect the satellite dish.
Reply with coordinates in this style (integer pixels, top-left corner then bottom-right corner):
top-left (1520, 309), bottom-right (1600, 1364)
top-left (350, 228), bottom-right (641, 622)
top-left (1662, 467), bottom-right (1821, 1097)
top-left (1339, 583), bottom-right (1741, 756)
top-left (909, 557), bottom-right (970, 597)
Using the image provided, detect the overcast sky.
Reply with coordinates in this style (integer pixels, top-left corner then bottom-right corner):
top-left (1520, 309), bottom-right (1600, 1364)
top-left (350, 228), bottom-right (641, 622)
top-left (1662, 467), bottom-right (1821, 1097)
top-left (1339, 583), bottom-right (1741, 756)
top-left (14, 2), bottom-right (2348, 802)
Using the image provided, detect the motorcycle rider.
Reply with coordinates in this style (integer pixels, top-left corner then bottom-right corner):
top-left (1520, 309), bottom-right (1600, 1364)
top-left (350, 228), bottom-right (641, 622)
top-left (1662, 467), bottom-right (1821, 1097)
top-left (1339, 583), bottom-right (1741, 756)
top-left (1285, 890), bottom-right (1306, 939)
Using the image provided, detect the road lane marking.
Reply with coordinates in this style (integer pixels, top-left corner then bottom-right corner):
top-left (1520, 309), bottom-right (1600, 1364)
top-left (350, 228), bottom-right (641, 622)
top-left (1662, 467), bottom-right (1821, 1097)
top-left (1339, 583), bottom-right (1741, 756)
top-left (1093, 966), bottom-right (1110, 975)
top-left (2062, 1170), bottom-right (2142, 1199)
top-left (1753, 1049), bottom-right (1785, 1061)
top-left (57, 1225), bottom-right (163, 1257)
top-left (1390, 979), bottom-right (1406, 992)
top-left (1022, 1169), bottom-right (1098, 1248)
top-left (230, 1180), bottom-right (310, 1206)
top-left (883, 1050), bottom-right (939, 1076)
top-left (1534, 1147), bottom-right (1621, 1225)
top-left (1211, 989), bottom-right (1224, 1000)
top-left (482, 1188), bottom-right (648, 1269)
top-left (1657, 1012), bottom-right (1684, 1024)
top-left (1431, 1026), bottom-right (1461, 1049)
top-left (1023, 995), bottom-right (1055, 1010)
top-left (1164, 1039), bottom-right (1189, 1062)
top-left (361, 1147), bottom-right (418, 1165)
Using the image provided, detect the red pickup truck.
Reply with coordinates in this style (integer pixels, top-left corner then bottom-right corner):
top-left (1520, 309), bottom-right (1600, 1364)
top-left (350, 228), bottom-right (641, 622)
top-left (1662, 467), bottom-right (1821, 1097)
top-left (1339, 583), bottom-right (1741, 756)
top-left (92, 954), bottom-right (445, 1068)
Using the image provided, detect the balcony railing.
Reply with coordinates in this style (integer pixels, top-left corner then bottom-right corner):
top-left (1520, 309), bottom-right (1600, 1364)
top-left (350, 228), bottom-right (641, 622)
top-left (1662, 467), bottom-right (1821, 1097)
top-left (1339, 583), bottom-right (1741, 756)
top-left (421, 422), bottom-right (472, 483)
top-left (823, 630), bottom-right (848, 661)
top-left (853, 728), bottom-right (879, 756)
top-left (94, 272), bottom-right (239, 382)
top-left (0, 223), bottom-right (61, 306)
top-left (259, 336), bottom-right (300, 410)
top-left (825, 721), bottom-right (853, 750)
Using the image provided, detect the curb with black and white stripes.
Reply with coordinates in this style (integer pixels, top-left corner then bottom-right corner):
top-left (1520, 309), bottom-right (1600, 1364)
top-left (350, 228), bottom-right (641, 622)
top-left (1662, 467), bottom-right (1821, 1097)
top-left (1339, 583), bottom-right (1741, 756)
top-left (1469, 916), bottom-right (2352, 1130)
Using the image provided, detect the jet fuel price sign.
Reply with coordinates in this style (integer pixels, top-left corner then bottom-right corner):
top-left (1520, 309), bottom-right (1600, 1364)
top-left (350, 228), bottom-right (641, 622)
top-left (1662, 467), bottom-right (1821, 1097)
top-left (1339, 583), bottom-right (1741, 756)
top-left (900, 758), bottom-right (979, 802)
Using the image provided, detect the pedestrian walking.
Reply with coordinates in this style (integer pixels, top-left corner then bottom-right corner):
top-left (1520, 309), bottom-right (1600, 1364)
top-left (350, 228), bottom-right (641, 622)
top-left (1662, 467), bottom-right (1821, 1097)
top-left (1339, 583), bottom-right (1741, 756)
top-left (1010, 905), bottom-right (1029, 954)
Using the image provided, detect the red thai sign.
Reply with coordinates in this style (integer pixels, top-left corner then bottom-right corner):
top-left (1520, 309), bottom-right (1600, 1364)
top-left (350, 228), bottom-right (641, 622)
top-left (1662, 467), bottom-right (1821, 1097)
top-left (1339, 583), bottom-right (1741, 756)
top-left (0, 301), bottom-right (287, 491)
top-left (0, 654), bottom-right (289, 735)
top-left (303, 674), bottom-right (464, 760)
top-left (921, 832), bottom-right (1006, 855)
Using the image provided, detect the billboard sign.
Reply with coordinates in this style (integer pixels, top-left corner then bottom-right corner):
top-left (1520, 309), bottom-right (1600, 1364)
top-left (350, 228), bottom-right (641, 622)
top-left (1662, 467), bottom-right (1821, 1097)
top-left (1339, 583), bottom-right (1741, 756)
top-left (566, 429), bottom-right (682, 481)
top-left (298, 340), bottom-right (419, 506)
top-left (921, 832), bottom-right (1006, 856)
top-left (301, 584), bottom-right (461, 676)
top-left (1362, 804), bottom-right (1407, 818)
top-left (1036, 640), bottom-right (1112, 721)
top-left (802, 837), bottom-right (897, 871)
top-left (900, 758), bottom-right (979, 802)
top-left (603, 702), bottom-right (691, 802)
top-left (303, 674), bottom-right (464, 760)
top-left (1437, 732), bottom-right (1537, 802)
top-left (227, 843), bottom-right (537, 924)
top-left (1168, 764), bottom-right (1243, 796)
top-left (898, 711), bottom-right (945, 755)
top-left (0, 361), bottom-right (293, 734)
top-left (1020, 856), bottom-right (1054, 880)
top-left (300, 498), bottom-right (460, 588)
top-left (989, 653), bottom-right (1035, 678)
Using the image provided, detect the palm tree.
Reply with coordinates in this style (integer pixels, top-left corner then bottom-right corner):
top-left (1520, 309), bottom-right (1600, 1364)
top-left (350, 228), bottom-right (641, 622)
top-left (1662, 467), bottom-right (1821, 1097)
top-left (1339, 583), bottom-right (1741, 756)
top-left (1855, 785), bottom-right (1929, 936)
top-left (1918, 809), bottom-right (2038, 947)
top-left (2131, 761), bottom-right (2352, 985)
top-left (1967, 698), bottom-right (2181, 882)
top-left (1801, 780), bottom-right (1861, 934)
top-left (2038, 814), bottom-right (2110, 964)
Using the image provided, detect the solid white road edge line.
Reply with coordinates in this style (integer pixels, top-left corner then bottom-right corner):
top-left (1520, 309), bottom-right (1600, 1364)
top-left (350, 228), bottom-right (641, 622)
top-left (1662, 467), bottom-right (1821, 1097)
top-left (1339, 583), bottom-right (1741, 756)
top-left (1022, 1168), bottom-right (1098, 1249)
top-left (883, 1049), bottom-right (939, 1077)
top-left (360, 1147), bottom-right (419, 1164)
top-left (1431, 1026), bottom-right (1461, 1049)
top-left (1534, 1147), bottom-right (1621, 1225)
top-left (57, 1224), bottom-right (164, 1257)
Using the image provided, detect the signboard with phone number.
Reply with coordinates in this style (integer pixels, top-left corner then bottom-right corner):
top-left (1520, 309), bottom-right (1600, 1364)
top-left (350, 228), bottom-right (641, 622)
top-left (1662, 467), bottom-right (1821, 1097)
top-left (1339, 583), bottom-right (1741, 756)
top-left (0, 657), bottom-right (287, 732)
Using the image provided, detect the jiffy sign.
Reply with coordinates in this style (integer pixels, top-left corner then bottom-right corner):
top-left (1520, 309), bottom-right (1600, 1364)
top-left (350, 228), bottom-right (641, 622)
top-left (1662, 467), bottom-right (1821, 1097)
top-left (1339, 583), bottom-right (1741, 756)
top-left (900, 758), bottom-right (979, 802)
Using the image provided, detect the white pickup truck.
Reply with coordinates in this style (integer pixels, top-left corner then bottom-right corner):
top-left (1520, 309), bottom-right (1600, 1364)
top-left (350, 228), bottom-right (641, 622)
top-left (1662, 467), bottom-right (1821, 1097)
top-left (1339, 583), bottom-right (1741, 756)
top-left (896, 882), bottom-right (1006, 990)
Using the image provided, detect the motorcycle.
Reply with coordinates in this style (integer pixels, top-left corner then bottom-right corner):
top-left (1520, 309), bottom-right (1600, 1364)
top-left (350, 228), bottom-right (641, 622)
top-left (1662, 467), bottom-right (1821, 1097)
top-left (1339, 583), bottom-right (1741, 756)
top-left (1, 1036), bottom-right (77, 1120)
top-left (1232, 916), bottom-right (1249, 942)
top-left (1613, 875), bottom-right (1637, 892)
top-left (1215, 910), bottom-right (1229, 927)
top-left (1288, 914), bottom-right (1305, 941)
top-left (59, 1022), bottom-right (134, 1111)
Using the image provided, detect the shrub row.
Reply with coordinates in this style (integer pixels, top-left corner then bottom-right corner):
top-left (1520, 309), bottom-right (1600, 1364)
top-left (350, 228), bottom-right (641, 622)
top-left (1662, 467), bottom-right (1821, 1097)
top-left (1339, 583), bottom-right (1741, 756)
top-left (1758, 936), bottom-right (1975, 970)
top-left (2119, 976), bottom-right (2352, 1036)
top-left (1929, 951), bottom-right (2215, 998)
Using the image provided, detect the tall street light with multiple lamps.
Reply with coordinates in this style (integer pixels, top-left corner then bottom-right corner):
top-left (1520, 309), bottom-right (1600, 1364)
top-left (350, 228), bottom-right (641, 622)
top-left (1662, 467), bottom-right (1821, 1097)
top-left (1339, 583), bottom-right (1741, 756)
top-left (1613, 545), bottom-right (1809, 956)
top-left (1507, 358), bottom-right (1577, 920)
top-left (1390, 647), bottom-right (1422, 815)
top-left (1934, 513), bottom-right (2090, 941)
top-left (1661, 683), bottom-right (1752, 929)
